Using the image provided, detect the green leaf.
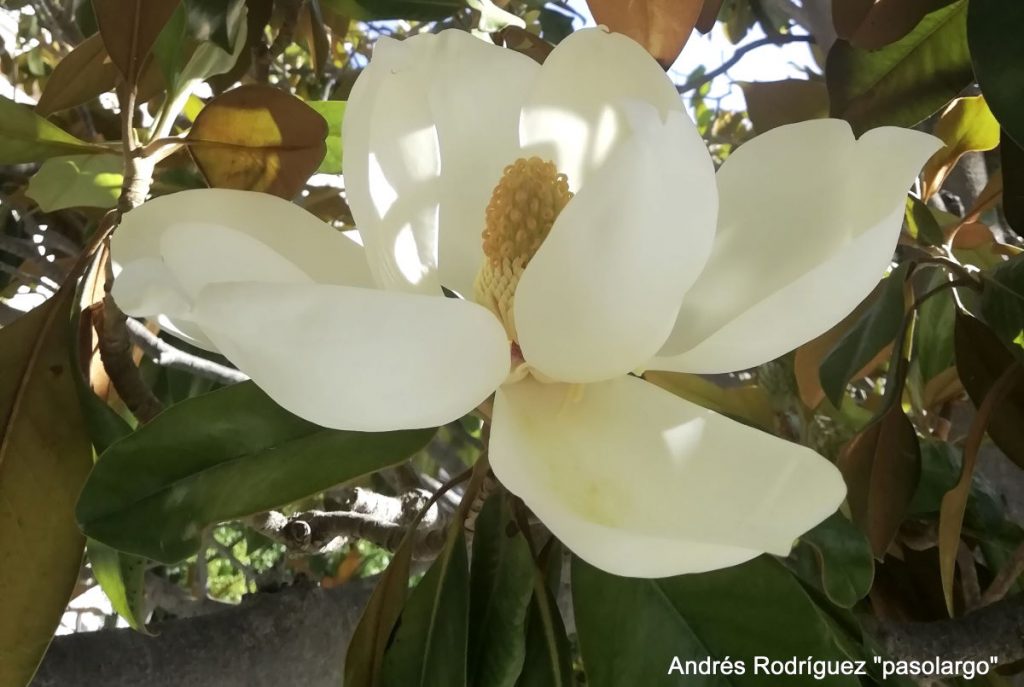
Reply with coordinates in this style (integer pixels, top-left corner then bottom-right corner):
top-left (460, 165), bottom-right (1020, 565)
top-left (914, 266), bottom-right (956, 382)
top-left (185, 0), bottom-right (246, 53)
top-left (381, 528), bottom-right (469, 687)
top-left (307, 100), bottom-right (345, 175)
top-left (76, 381), bottom-right (434, 562)
top-left (968, 0), bottom-right (1024, 148)
top-left (980, 253), bottom-right (1024, 351)
top-left (154, 0), bottom-right (247, 99)
top-left (820, 263), bottom-right (909, 407)
top-left (573, 556), bottom-right (859, 687)
top-left (26, 154), bottom-right (123, 211)
top-left (319, 0), bottom-right (463, 21)
top-left (516, 542), bottom-right (574, 687)
top-left (826, 0), bottom-right (972, 135)
top-left (0, 95), bottom-right (109, 163)
top-left (0, 290), bottom-right (94, 687)
top-left (955, 309), bottom-right (1024, 469)
top-left (786, 513), bottom-right (874, 608)
top-left (468, 494), bottom-right (535, 687)
top-left (87, 541), bottom-right (149, 632)
top-left (904, 196), bottom-right (945, 247)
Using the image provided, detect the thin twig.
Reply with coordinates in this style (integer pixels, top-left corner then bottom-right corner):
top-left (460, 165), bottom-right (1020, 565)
top-left (125, 318), bottom-right (248, 385)
top-left (676, 34), bottom-right (815, 94)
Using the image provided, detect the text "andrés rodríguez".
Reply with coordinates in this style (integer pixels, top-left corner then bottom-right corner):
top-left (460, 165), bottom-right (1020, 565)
top-left (668, 655), bottom-right (1000, 681)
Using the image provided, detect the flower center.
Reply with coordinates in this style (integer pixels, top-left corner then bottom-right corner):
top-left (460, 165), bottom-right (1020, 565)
top-left (473, 156), bottom-right (573, 341)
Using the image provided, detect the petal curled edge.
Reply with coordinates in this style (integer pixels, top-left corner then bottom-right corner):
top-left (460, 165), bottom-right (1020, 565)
top-left (343, 30), bottom-right (539, 297)
top-left (515, 104), bottom-right (717, 384)
top-left (490, 375), bottom-right (845, 578)
top-left (111, 189), bottom-right (371, 348)
top-left (519, 27), bottom-right (685, 191)
top-left (650, 121), bottom-right (942, 374)
top-left (191, 281), bottom-right (510, 431)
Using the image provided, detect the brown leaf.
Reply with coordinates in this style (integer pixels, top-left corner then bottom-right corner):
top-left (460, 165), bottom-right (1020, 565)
top-left (837, 403), bottom-right (922, 559)
top-left (794, 280), bottom-right (891, 409)
top-left (954, 311), bottom-right (1024, 469)
top-left (92, 0), bottom-right (182, 85)
top-left (187, 85), bottom-right (328, 199)
top-left (832, 0), bottom-right (875, 39)
top-left (849, 0), bottom-right (953, 50)
top-left (695, 0), bottom-right (725, 33)
top-left (587, 0), bottom-right (704, 68)
top-left (940, 312), bottom-right (1024, 613)
top-left (740, 79), bottom-right (829, 134)
top-left (37, 33), bottom-right (117, 116)
top-left (493, 26), bottom-right (554, 64)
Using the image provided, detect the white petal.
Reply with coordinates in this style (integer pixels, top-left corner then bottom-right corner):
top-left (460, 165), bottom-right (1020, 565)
top-left (343, 30), bottom-right (539, 297)
top-left (191, 281), bottom-right (510, 431)
top-left (650, 121), bottom-right (942, 374)
top-left (113, 188), bottom-right (373, 291)
top-left (490, 375), bottom-right (845, 578)
top-left (514, 105), bottom-right (717, 383)
top-left (111, 189), bottom-right (370, 350)
top-left (519, 27), bottom-right (684, 190)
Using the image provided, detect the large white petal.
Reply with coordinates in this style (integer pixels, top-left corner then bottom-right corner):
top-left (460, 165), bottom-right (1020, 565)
top-left (111, 189), bottom-right (370, 349)
top-left (650, 121), bottom-right (942, 374)
top-left (191, 281), bottom-right (510, 431)
top-left (519, 27), bottom-right (685, 191)
top-left (490, 375), bottom-right (845, 578)
top-left (514, 104), bottom-right (716, 383)
top-left (343, 30), bottom-right (539, 297)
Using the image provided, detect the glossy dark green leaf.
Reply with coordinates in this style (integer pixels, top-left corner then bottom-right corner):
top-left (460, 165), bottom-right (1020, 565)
top-left (1001, 132), bottom-right (1024, 239)
top-left (955, 310), bottom-right (1024, 469)
top-left (820, 263), bottom-right (908, 407)
top-left (0, 95), bottom-right (109, 163)
top-left (968, 0), bottom-right (1024, 148)
top-left (320, 0), bottom-right (462, 21)
top-left (539, 6), bottom-right (575, 44)
top-left (826, 0), bottom-right (971, 134)
top-left (786, 513), bottom-right (874, 608)
top-left (915, 267), bottom-right (956, 382)
top-left (573, 556), bottom-right (858, 687)
top-left (77, 381), bottom-right (434, 562)
top-left (381, 528), bottom-right (469, 687)
top-left (837, 402), bottom-right (921, 559)
top-left (516, 542), bottom-right (573, 687)
top-left (185, 0), bottom-right (245, 53)
top-left (468, 495), bottom-right (534, 687)
top-left (980, 252), bottom-right (1024, 352)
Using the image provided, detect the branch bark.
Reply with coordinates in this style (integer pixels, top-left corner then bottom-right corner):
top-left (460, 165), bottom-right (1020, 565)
top-left (31, 581), bottom-right (375, 687)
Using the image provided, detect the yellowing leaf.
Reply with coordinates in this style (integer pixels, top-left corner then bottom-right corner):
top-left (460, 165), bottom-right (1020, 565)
top-left (27, 154), bottom-right (123, 212)
top-left (188, 85), bottom-right (328, 198)
top-left (0, 291), bottom-right (94, 687)
top-left (921, 95), bottom-right (1000, 200)
top-left (586, 0), bottom-right (704, 68)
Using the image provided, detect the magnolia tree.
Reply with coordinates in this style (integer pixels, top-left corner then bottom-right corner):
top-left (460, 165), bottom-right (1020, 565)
top-left (1, 0), bottom-right (1023, 686)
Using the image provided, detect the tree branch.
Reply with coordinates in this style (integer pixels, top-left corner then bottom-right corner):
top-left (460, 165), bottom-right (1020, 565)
top-left (31, 581), bottom-right (375, 687)
top-left (248, 487), bottom-right (449, 559)
top-left (876, 594), bottom-right (1024, 664)
top-left (676, 34), bottom-right (815, 94)
top-left (124, 318), bottom-right (248, 385)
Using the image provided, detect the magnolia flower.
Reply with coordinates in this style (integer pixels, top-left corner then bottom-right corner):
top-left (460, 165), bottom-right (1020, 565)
top-left (112, 28), bottom-right (940, 578)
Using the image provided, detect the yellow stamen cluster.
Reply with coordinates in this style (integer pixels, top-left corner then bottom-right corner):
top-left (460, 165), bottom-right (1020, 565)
top-left (474, 157), bottom-right (573, 341)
